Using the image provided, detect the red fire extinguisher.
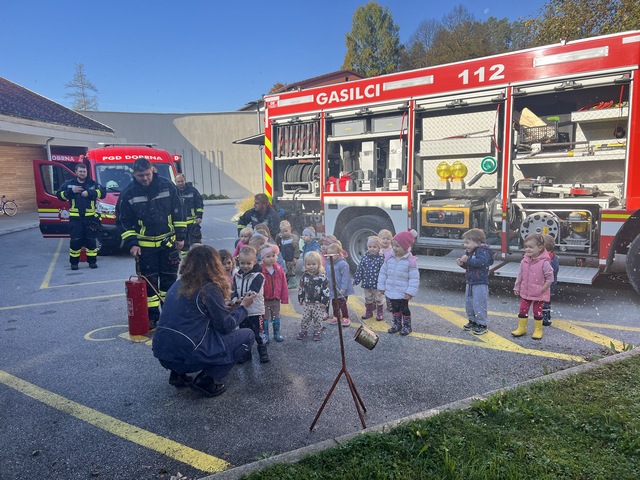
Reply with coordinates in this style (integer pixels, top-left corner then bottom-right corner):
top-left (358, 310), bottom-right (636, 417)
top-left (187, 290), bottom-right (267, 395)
top-left (125, 275), bottom-right (149, 336)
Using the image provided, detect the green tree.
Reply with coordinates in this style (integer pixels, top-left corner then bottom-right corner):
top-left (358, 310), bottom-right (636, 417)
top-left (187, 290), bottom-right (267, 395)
top-left (342, 1), bottom-right (402, 77)
top-left (526, 0), bottom-right (640, 46)
top-left (65, 63), bottom-right (98, 111)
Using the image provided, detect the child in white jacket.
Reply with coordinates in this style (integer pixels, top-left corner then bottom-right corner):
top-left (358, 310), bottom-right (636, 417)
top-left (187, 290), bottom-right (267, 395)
top-left (378, 230), bottom-right (419, 336)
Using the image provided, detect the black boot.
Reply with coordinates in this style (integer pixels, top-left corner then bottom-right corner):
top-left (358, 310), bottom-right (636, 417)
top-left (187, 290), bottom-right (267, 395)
top-left (169, 371), bottom-right (192, 388)
top-left (236, 350), bottom-right (252, 364)
top-left (257, 344), bottom-right (270, 363)
top-left (189, 372), bottom-right (226, 397)
top-left (400, 315), bottom-right (412, 336)
top-left (388, 313), bottom-right (402, 334)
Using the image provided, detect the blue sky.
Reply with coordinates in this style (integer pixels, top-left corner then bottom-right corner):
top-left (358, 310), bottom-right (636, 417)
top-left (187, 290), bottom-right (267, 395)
top-left (1, 0), bottom-right (546, 113)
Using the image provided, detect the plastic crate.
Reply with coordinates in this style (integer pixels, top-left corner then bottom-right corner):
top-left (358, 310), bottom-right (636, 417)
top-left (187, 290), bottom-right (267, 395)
top-left (519, 122), bottom-right (558, 144)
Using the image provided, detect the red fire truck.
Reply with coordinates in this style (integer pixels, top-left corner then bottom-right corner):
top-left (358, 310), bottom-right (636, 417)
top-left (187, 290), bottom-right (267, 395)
top-left (263, 30), bottom-right (640, 294)
top-left (33, 144), bottom-right (181, 253)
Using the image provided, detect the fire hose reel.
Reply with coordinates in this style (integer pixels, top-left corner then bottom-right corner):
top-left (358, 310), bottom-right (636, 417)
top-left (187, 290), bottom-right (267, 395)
top-left (520, 211), bottom-right (560, 240)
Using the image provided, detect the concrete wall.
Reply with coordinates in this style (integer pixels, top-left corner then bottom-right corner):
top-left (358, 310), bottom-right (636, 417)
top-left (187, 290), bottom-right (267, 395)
top-left (85, 111), bottom-right (264, 198)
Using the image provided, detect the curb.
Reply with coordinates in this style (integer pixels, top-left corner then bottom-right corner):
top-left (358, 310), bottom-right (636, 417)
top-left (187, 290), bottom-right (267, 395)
top-left (0, 221), bottom-right (39, 236)
top-left (200, 347), bottom-right (640, 480)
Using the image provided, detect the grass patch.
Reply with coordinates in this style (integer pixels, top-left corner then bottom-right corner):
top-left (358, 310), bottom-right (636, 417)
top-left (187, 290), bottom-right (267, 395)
top-left (244, 354), bottom-right (640, 479)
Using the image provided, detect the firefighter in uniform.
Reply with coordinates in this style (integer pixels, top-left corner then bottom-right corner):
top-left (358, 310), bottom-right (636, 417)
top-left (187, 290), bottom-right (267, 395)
top-left (175, 173), bottom-right (204, 251)
top-left (56, 163), bottom-right (105, 270)
top-left (237, 193), bottom-right (281, 239)
top-left (116, 158), bottom-right (187, 328)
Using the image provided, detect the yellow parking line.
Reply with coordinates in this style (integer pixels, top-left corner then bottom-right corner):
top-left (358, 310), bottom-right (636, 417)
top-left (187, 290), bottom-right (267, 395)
top-left (0, 370), bottom-right (230, 473)
top-left (557, 320), bottom-right (640, 332)
top-left (40, 238), bottom-right (63, 289)
top-left (292, 296), bottom-right (627, 360)
top-left (280, 303), bottom-right (300, 318)
top-left (0, 294), bottom-right (123, 311)
top-left (551, 320), bottom-right (627, 351)
top-left (443, 305), bottom-right (630, 349)
top-left (446, 306), bottom-right (640, 331)
top-left (419, 303), bottom-right (585, 362)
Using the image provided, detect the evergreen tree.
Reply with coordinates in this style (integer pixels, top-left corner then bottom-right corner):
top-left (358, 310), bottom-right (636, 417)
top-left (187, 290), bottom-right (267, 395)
top-left (342, 1), bottom-right (402, 77)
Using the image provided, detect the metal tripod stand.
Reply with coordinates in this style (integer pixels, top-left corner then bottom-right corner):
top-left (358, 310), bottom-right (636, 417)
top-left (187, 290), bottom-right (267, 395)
top-left (310, 254), bottom-right (367, 430)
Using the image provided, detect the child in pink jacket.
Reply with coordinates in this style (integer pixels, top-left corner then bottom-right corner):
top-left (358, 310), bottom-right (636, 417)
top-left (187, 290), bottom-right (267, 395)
top-left (512, 233), bottom-right (554, 340)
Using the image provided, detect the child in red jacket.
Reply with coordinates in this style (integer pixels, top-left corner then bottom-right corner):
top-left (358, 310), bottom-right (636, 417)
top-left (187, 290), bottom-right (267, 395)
top-left (260, 244), bottom-right (289, 343)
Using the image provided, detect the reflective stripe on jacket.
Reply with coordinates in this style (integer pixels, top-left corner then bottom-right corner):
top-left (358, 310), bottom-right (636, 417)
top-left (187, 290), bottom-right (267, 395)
top-left (116, 174), bottom-right (186, 250)
top-left (56, 178), bottom-right (105, 218)
top-left (177, 185), bottom-right (204, 224)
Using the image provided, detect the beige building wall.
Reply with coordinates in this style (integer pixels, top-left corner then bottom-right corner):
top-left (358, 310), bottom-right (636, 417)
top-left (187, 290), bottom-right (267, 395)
top-left (85, 111), bottom-right (264, 198)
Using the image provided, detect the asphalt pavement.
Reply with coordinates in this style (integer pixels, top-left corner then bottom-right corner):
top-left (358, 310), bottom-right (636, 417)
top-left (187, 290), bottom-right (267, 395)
top-left (1, 203), bottom-right (639, 480)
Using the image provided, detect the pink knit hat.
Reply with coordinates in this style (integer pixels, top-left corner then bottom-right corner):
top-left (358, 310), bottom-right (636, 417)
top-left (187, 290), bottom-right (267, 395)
top-left (393, 230), bottom-right (416, 251)
top-left (260, 243), bottom-right (280, 257)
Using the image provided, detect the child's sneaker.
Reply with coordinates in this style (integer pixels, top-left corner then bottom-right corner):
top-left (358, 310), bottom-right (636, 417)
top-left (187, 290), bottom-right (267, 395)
top-left (463, 321), bottom-right (476, 331)
top-left (296, 330), bottom-right (307, 340)
top-left (542, 319), bottom-right (552, 326)
top-left (341, 317), bottom-right (351, 327)
top-left (313, 330), bottom-right (322, 341)
top-left (327, 317), bottom-right (338, 325)
top-left (472, 324), bottom-right (488, 335)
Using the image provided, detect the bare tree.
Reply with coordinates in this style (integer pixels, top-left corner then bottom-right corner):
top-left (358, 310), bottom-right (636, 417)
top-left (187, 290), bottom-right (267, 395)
top-left (65, 63), bottom-right (98, 111)
top-left (400, 19), bottom-right (441, 70)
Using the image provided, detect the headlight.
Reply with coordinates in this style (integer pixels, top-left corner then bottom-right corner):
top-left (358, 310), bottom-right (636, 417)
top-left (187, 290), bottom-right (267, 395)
top-left (96, 201), bottom-right (116, 215)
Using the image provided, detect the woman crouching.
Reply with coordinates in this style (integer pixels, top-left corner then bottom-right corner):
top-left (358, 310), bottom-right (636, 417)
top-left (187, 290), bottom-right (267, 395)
top-left (152, 244), bottom-right (256, 397)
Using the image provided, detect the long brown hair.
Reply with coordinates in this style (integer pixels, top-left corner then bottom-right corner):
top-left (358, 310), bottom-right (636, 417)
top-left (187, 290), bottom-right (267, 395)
top-left (178, 245), bottom-right (230, 300)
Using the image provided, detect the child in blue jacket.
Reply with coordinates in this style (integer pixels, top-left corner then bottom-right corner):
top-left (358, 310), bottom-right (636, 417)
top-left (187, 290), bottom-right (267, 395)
top-left (456, 228), bottom-right (494, 335)
top-left (325, 242), bottom-right (354, 327)
top-left (353, 236), bottom-right (385, 321)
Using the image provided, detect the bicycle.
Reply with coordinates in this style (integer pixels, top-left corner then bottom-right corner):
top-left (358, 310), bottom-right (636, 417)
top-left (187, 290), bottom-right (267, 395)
top-left (1, 195), bottom-right (18, 216)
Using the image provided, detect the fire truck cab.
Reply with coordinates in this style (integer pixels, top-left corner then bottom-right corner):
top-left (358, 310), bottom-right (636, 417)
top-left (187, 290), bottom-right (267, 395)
top-left (263, 31), bottom-right (640, 295)
top-left (33, 144), bottom-right (181, 252)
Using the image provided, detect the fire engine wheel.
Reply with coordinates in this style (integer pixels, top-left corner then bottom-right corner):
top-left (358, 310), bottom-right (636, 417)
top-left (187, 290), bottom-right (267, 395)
top-left (625, 234), bottom-right (640, 295)
top-left (340, 216), bottom-right (394, 271)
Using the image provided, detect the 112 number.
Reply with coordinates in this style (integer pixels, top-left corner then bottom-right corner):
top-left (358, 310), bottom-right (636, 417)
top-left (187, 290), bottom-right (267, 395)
top-left (458, 64), bottom-right (505, 85)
